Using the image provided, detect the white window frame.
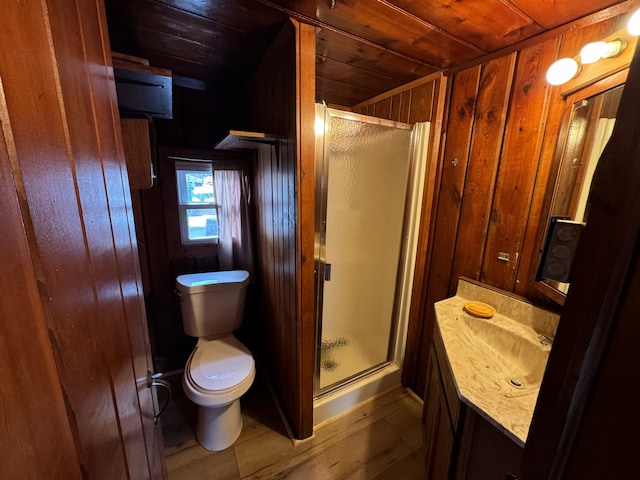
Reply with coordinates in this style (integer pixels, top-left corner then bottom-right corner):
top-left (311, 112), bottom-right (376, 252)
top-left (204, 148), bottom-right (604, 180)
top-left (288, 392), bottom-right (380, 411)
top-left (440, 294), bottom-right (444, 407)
top-left (175, 161), bottom-right (219, 245)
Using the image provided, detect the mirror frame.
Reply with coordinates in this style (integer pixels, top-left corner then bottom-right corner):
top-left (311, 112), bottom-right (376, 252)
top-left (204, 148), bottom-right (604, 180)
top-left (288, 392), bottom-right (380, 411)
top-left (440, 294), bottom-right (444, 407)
top-left (534, 68), bottom-right (628, 305)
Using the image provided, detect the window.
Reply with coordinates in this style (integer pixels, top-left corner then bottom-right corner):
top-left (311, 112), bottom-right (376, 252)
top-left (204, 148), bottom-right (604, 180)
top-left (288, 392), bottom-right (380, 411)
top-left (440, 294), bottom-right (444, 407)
top-left (175, 161), bottom-right (218, 244)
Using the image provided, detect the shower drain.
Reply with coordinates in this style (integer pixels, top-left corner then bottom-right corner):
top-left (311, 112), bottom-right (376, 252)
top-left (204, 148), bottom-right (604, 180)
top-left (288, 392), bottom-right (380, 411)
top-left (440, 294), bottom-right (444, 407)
top-left (508, 377), bottom-right (523, 388)
top-left (322, 359), bottom-right (338, 372)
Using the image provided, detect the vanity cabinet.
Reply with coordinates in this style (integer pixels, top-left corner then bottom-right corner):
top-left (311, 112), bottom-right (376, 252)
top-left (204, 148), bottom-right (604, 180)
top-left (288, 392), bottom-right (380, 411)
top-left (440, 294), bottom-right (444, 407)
top-left (454, 408), bottom-right (522, 479)
top-left (423, 337), bottom-right (523, 479)
top-left (422, 345), bottom-right (456, 480)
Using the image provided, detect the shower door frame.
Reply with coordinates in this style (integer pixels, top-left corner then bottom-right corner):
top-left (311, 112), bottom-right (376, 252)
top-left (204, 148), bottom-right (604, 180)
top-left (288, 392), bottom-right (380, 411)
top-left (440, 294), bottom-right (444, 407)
top-left (313, 105), bottom-right (418, 397)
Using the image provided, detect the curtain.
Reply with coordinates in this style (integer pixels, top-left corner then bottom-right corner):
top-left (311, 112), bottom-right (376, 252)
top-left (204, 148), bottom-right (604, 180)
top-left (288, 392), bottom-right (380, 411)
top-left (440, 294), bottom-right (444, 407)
top-left (574, 117), bottom-right (616, 222)
top-left (214, 170), bottom-right (254, 277)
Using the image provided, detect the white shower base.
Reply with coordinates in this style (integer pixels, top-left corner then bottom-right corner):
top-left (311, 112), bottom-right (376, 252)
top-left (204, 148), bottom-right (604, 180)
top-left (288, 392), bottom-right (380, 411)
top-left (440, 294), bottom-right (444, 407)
top-left (313, 363), bottom-right (402, 426)
top-left (318, 333), bottom-right (387, 390)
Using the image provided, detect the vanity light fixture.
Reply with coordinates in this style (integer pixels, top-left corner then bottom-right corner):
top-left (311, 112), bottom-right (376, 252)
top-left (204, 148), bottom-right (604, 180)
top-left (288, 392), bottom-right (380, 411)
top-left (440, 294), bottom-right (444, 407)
top-left (628, 8), bottom-right (640, 36)
top-left (580, 40), bottom-right (624, 64)
top-left (546, 8), bottom-right (640, 86)
top-left (546, 58), bottom-right (580, 86)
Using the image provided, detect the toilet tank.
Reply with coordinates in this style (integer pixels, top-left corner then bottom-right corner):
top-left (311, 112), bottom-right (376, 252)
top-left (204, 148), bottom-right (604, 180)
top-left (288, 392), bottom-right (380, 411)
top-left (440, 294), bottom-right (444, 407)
top-left (176, 270), bottom-right (250, 337)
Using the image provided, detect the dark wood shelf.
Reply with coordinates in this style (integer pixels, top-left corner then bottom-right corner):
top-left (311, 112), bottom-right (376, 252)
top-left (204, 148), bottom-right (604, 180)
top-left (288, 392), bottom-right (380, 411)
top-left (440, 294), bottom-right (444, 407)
top-left (215, 130), bottom-right (283, 150)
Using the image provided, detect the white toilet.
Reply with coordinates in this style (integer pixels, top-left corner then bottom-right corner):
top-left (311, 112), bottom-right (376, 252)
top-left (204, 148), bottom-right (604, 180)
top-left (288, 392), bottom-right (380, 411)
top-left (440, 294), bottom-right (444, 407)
top-left (175, 270), bottom-right (255, 451)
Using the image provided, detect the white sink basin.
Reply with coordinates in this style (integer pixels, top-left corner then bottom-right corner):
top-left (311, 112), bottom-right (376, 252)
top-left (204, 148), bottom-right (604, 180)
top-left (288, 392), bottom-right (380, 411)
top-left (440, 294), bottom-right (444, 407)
top-left (459, 313), bottom-right (550, 386)
top-left (434, 278), bottom-right (559, 445)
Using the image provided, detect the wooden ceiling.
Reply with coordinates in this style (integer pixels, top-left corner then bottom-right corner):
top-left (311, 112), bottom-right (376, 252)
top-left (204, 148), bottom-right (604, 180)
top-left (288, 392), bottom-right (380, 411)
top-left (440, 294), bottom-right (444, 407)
top-left (105, 0), bottom-right (634, 107)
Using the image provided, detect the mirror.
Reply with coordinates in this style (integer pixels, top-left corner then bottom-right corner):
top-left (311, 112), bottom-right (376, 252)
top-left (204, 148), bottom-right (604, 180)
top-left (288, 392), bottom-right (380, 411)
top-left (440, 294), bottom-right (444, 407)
top-left (538, 81), bottom-right (624, 298)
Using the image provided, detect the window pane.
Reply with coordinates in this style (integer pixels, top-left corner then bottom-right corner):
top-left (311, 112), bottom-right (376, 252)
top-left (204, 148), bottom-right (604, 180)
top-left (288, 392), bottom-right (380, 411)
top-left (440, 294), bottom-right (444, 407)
top-left (186, 208), bottom-right (218, 241)
top-left (176, 168), bottom-right (214, 205)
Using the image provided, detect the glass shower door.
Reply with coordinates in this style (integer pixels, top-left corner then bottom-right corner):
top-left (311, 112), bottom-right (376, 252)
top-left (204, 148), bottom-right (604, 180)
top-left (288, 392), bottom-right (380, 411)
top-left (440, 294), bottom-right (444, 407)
top-left (316, 108), bottom-right (413, 393)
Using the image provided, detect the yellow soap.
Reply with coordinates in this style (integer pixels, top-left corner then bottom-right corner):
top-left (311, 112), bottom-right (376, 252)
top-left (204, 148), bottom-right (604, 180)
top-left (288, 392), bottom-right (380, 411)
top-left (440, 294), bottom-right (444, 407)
top-left (463, 301), bottom-right (496, 318)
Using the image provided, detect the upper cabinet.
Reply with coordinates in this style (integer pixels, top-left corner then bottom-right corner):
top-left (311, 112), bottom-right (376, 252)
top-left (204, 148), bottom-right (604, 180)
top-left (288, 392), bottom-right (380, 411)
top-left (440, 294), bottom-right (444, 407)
top-left (120, 118), bottom-right (154, 190)
top-left (112, 52), bottom-right (172, 120)
top-left (112, 53), bottom-right (171, 190)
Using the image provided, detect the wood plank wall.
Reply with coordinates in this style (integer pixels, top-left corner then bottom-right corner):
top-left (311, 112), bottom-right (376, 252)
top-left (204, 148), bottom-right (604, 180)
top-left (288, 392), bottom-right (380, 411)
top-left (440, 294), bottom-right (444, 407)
top-left (247, 19), bottom-right (316, 440)
top-left (402, 16), bottom-right (626, 397)
top-left (0, 0), bottom-right (165, 477)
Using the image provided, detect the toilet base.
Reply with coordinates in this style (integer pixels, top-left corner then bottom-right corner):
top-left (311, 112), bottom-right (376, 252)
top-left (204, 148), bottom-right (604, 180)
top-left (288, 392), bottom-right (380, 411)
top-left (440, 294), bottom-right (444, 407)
top-left (196, 399), bottom-right (243, 451)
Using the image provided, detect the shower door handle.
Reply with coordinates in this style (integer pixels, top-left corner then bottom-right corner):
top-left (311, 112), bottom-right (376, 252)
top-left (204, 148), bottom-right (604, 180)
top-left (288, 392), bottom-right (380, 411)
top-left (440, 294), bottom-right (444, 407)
top-left (324, 263), bottom-right (332, 281)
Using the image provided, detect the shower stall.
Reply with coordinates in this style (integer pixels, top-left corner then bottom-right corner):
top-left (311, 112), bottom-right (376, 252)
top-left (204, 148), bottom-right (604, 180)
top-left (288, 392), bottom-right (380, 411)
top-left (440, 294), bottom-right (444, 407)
top-left (313, 105), bottom-right (430, 423)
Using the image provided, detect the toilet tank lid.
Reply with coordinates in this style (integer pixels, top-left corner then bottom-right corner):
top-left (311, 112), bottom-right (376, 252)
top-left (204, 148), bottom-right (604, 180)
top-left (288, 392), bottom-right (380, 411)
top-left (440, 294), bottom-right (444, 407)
top-left (176, 270), bottom-right (250, 294)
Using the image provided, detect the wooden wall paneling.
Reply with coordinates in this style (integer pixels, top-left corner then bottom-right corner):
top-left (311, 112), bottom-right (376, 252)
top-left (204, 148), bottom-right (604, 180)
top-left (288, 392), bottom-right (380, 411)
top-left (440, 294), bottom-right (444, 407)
top-left (59, 0), bottom-right (162, 474)
top-left (401, 74), bottom-right (448, 393)
top-left (514, 19), bottom-right (619, 301)
top-left (5, 5), bottom-right (128, 480)
top-left (448, 53), bottom-right (517, 291)
top-left (250, 18), bottom-right (299, 430)
top-left (157, 155), bottom-right (194, 363)
top-left (97, 10), bottom-right (167, 475)
top-left (0, 88), bottom-right (83, 480)
top-left (374, 96), bottom-right (393, 119)
top-left (156, 86), bottom-right (185, 146)
top-left (252, 145), bottom-right (276, 360)
top-left (138, 155), bottom-right (185, 369)
top-left (295, 20), bottom-right (317, 439)
top-left (394, 12), bottom-right (632, 399)
top-left (64, 0), bottom-right (167, 475)
top-left (1, 0), bottom-right (165, 477)
top-left (399, 89), bottom-right (412, 123)
top-left (480, 38), bottom-right (560, 291)
top-left (407, 67), bottom-right (481, 396)
top-left (408, 81), bottom-right (435, 123)
top-left (352, 73), bottom-right (442, 123)
top-left (390, 92), bottom-right (402, 121)
top-left (247, 19), bottom-right (315, 439)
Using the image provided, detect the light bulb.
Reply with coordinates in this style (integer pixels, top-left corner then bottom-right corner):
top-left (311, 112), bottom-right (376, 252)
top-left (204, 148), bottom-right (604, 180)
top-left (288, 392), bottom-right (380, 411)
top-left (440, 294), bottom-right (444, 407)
top-left (602, 39), bottom-right (624, 58)
top-left (580, 41), bottom-right (608, 64)
top-left (628, 8), bottom-right (640, 36)
top-left (546, 58), bottom-right (580, 86)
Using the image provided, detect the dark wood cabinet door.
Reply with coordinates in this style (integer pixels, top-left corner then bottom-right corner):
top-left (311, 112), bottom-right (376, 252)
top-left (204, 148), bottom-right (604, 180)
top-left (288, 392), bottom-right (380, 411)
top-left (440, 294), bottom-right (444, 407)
top-left (423, 346), bottom-right (455, 480)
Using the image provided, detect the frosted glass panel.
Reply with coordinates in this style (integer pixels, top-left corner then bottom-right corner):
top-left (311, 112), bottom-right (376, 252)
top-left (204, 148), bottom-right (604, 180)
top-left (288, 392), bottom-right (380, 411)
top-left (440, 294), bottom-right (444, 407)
top-left (319, 113), bottom-right (412, 391)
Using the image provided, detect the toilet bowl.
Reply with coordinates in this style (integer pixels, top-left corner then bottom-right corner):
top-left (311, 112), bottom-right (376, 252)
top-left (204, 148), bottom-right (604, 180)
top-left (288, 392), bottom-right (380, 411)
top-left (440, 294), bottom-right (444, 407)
top-left (176, 270), bottom-right (254, 451)
top-left (182, 335), bottom-right (255, 451)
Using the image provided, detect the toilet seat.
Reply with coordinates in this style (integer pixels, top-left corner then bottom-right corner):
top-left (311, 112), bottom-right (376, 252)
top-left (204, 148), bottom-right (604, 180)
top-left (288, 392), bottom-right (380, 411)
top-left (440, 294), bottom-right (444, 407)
top-left (185, 335), bottom-right (255, 400)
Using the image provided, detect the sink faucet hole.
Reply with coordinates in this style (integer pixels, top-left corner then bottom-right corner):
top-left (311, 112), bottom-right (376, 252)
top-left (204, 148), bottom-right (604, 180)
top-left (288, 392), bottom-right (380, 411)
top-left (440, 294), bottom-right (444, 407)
top-left (508, 377), bottom-right (523, 388)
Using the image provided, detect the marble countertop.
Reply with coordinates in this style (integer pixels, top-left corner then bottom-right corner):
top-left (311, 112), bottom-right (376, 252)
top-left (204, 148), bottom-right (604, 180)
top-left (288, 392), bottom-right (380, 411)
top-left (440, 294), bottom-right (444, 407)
top-left (434, 278), bottom-right (559, 446)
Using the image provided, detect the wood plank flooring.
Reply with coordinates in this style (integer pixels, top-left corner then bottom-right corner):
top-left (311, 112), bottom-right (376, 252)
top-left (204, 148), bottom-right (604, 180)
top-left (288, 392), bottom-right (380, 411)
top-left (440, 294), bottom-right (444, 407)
top-left (161, 371), bottom-right (426, 479)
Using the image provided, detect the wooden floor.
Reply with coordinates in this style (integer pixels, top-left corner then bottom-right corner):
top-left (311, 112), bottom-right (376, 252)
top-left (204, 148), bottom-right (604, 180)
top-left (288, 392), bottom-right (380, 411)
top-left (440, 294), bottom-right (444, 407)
top-left (162, 371), bottom-right (427, 479)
